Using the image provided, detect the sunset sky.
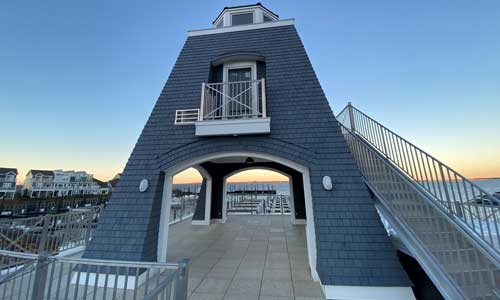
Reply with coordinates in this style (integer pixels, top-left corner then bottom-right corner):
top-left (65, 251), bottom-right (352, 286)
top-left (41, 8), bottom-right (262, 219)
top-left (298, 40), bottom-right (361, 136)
top-left (1, 1), bottom-right (499, 184)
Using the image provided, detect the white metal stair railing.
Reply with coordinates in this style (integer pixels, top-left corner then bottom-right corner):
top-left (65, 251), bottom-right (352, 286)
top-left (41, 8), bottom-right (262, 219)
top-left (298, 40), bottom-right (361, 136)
top-left (200, 79), bottom-right (266, 121)
top-left (337, 104), bottom-right (500, 300)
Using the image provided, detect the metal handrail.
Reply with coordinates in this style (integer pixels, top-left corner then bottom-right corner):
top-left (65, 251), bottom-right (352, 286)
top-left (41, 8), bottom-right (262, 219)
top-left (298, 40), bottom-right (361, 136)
top-left (0, 249), bottom-right (189, 300)
top-left (339, 125), bottom-right (499, 299)
top-left (200, 79), bottom-right (267, 121)
top-left (0, 206), bottom-right (102, 255)
top-left (337, 104), bottom-right (500, 255)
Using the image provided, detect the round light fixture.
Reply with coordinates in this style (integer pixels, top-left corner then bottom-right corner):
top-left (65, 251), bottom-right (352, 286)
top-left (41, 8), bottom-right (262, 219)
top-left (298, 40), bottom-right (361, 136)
top-left (322, 176), bottom-right (333, 191)
top-left (139, 179), bottom-right (149, 192)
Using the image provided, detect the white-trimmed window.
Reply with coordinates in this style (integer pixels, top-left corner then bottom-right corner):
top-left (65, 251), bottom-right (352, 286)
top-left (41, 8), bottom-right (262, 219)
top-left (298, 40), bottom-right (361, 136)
top-left (223, 61), bottom-right (257, 82)
top-left (263, 14), bottom-right (273, 22)
top-left (231, 12), bottom-right (254, 26)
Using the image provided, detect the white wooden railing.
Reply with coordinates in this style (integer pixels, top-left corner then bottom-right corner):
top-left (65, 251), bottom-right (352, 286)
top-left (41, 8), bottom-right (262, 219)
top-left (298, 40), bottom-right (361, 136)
top-left (200, 79), bottom-right (267, 121)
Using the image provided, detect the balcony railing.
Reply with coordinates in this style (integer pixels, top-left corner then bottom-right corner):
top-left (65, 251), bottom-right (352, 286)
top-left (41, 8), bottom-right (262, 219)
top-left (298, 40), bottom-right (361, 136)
top-left (200, 79), bottom-right (267, 121)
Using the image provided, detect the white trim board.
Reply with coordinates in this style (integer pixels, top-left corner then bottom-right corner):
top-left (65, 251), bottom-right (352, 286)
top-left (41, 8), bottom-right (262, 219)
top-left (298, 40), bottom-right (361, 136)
top-left (195, 118), bottom-right (270, 136)
top-left (322, 285), bottom-right (415, 300)
top-left (188, 19), bottom-right (295, 37)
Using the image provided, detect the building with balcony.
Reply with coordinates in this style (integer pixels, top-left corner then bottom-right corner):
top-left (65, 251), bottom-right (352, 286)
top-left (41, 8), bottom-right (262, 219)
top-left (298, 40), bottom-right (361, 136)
top-left (92, 179), bottom-right (111, 195)
top-left (24, 169), bottom-right (103, 198)
top-left (83, 4), bottom-right (416, 300)
top-left (24, 170), bottom-right (55, 198)
top-left (0, 168), bottom-right (17, 200)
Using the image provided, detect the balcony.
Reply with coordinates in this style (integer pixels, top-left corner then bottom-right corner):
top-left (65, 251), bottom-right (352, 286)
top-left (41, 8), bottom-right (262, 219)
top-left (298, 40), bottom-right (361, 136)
top-left (175, 79), bottom-right (270, 136)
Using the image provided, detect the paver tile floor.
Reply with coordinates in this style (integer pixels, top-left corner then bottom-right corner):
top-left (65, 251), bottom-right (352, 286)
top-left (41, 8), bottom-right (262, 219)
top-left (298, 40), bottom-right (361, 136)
top-left (166, 215), bottom-right (324, 300)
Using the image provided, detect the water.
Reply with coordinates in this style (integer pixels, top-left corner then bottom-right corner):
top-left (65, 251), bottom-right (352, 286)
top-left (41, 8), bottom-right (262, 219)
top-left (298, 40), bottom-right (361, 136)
top-left (175, 179), bottom-right (500, 197)
top-left (226, 182), bottom-right (290, 195)
top-left (470, 178), bottom-right (500, 194)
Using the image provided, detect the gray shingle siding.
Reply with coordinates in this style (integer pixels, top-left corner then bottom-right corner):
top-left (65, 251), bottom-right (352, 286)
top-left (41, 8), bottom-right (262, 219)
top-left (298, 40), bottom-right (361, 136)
top-left (83, 25), bottom-right (410, 287)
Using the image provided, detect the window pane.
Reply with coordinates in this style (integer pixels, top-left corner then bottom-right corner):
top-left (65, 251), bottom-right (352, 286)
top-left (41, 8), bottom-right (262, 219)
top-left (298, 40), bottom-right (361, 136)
top-left (232, 13), bottom-right (253, 26)
top-left (228, 68), bottom-right (252, 82)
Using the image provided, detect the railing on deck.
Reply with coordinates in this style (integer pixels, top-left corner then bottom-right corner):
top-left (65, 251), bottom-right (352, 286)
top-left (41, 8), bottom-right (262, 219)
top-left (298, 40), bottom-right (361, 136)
top-left (0, 250), bottom-right (189, 300)
top-left (174, 109), bottom-right (199, 125)
top-left (169, 194), bottom-right (198, 224)
top-left (337, 104), bottom-right (500, 254)
top-left (0, 207), bottom-right (101, 256)
top-left (200, 79), bottom-right (267, 121)
top-left (226, 194), bottom-right (291, 215)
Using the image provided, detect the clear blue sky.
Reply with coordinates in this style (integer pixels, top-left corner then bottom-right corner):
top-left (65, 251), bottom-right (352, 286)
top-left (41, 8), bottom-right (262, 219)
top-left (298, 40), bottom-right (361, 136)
top-left (1, 0), bottom-right (499, 182)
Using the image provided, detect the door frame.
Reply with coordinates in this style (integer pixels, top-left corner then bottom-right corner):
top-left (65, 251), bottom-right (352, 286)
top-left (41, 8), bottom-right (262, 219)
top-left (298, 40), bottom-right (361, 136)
top-left (222, 61), bottom-right (257, 118)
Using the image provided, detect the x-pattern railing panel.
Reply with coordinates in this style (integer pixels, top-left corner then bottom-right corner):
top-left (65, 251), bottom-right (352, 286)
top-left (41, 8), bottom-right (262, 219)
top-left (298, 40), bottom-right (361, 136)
top-left (0, 207), bottom-right (101, 255)
top-left (201, 79), bottom-right (265, 120)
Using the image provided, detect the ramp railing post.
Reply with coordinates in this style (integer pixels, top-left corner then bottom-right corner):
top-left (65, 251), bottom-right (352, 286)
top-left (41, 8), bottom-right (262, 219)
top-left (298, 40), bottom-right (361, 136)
top-left (37, 215), bottom-right (49, 253)
top-left (173, 259), bottom-right (190, 300)
top-left (31, 252), bottom-right (50, 300)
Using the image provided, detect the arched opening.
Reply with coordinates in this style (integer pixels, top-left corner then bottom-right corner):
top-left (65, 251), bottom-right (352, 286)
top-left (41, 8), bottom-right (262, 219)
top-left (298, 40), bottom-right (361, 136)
top-left (224, 168), bottom-right (291, 217)
top-left (158, 151), bottom-right (319, 283)
top-left (169, 168), bottom-right (203, 224)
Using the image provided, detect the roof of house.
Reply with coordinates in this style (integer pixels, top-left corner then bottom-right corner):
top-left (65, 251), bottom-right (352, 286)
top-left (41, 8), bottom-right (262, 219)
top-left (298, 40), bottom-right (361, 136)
top-left (28, 170), bottom-right (54, 176)
top-left (108, 177), bottom-right (120, 188)
top-left (212, 2), bottom-right (279, 24)
top-left (0, 168), bottom-right (18, 175)
top-left (93, 179), bottom-right (109, 188)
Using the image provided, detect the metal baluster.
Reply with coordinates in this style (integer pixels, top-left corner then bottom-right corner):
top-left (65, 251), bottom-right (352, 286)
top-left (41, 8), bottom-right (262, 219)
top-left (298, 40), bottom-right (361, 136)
top-left (470, 186), bottom-right (485, 238)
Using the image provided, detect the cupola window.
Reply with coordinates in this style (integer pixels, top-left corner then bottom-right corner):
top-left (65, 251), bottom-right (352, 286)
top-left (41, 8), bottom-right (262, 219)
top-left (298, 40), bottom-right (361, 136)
top-left (263, 14), bottom-right (273, 22)
top-left (231, 12), bottom-right (254, 26)
top-left (212, 4), bottom-right (279, 28)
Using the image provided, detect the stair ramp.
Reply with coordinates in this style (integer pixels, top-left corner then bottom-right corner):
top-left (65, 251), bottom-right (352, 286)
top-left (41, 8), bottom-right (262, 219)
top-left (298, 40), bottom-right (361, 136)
top-left (337, 104), bottom-right (500, 300)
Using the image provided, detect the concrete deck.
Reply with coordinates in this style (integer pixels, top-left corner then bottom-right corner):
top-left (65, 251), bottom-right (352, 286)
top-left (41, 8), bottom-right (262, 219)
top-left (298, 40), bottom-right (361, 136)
top-left (167, 215), bottom-right (324, 300)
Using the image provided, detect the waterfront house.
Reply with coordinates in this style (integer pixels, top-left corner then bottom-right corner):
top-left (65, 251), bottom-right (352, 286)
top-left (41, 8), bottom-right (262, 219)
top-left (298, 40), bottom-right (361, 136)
top-left (92, 178), bottom-right (111, 195)
top-left (0, 168), bottom-right (17, 200)
top-left (24, 169), bottom-right (55, 198)
top-left (25, 169), bottom-right (103, 198)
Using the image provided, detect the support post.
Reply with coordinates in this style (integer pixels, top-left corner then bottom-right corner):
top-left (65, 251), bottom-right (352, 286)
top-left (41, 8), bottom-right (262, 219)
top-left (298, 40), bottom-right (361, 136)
top-left (347, 101), bottom-right (356, 132)
top-left (173, 259), bottom-right (190, 300)
top-left (31, 252), bottom-right (50, 300)
top-left (261, 78), bottom-right (267, 118)
top-left (37, 215), bottom-right (50, 253)
top-left (199, 83), bottom-right (205, 121)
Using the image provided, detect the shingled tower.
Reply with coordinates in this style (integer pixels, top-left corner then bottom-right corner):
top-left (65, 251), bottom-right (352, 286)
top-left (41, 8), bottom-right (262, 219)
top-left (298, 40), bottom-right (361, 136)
top-left (84, 4), bottom-right (414, 299)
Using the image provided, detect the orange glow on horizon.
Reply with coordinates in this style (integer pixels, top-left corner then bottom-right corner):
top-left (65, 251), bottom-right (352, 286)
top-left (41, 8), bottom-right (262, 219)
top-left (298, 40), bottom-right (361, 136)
top-left (172, 168), bottom-right (288, 184)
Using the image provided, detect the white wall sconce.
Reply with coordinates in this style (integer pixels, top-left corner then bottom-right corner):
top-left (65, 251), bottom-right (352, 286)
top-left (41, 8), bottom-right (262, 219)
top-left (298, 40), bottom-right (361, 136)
top-left (322, 176), bottom-right (333, 191)
top-left (139, 179), bottom-right (149, 192)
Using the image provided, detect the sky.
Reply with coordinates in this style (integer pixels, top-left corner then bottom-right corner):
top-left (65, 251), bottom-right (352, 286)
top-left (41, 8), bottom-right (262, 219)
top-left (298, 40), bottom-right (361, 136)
top-left (1, 1), bottom-right (499, 184)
